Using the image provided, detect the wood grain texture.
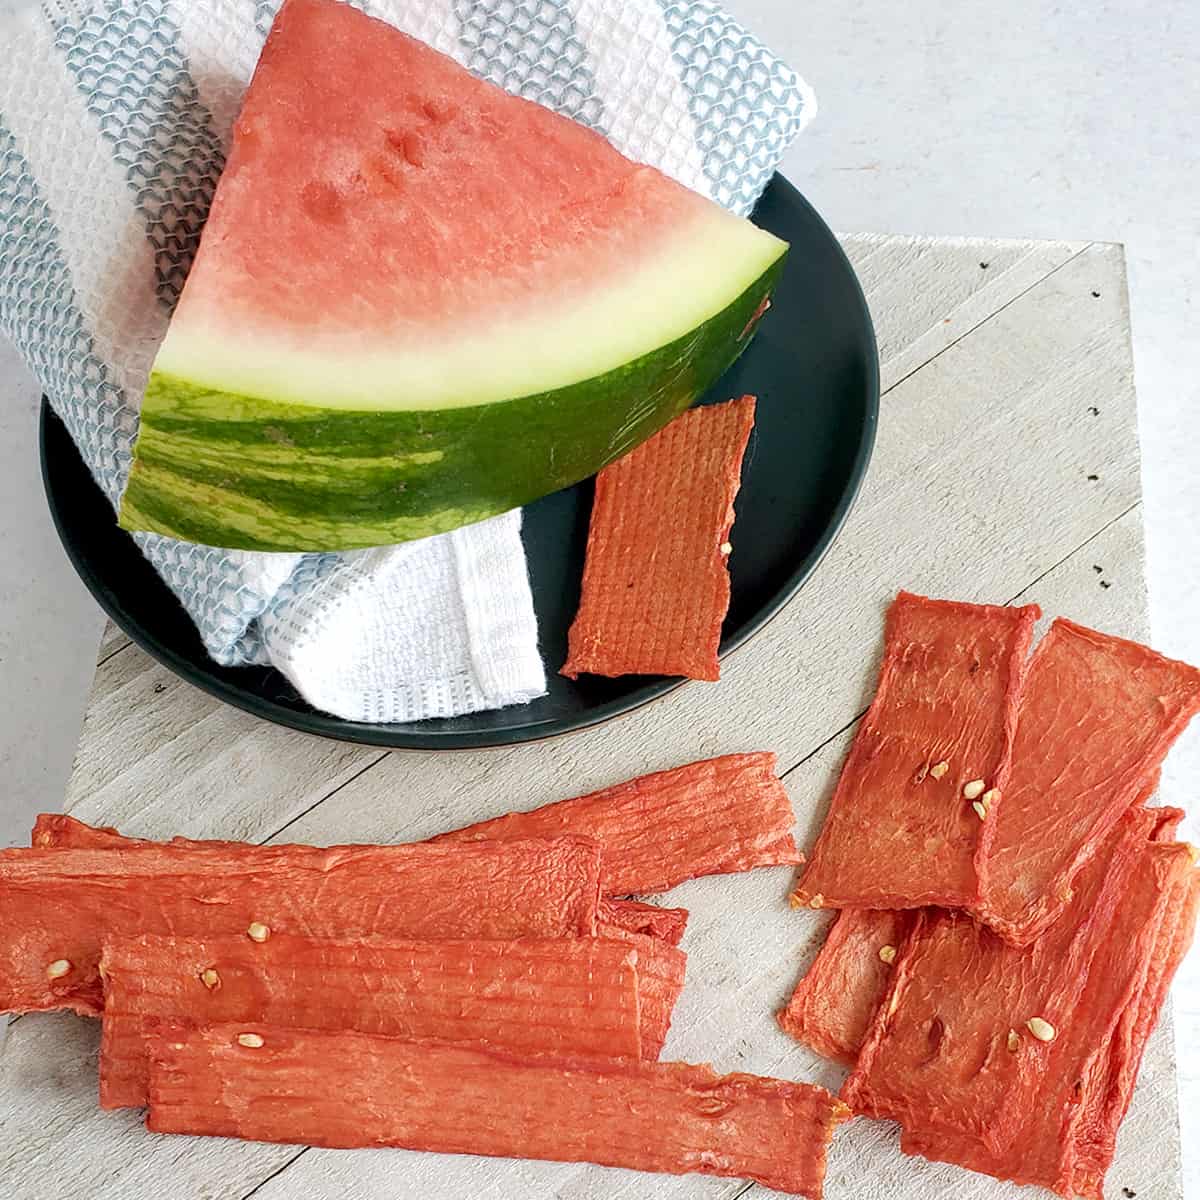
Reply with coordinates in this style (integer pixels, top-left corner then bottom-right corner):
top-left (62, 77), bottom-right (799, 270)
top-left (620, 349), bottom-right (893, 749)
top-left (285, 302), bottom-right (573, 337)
top-left (0, 237), bottom-right (1181, 1200)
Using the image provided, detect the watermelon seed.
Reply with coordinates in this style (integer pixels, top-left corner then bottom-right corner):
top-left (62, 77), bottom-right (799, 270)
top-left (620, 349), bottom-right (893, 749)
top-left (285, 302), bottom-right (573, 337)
top-left (246, 922), bottom-right (271, 943)
top-left (719, 541), bottom-right (732, 555)
top-left (963, 779), bottom-right (986, 801)
top-left (982, 788), bottom-right (1000, 810)
top-left (972, 800), bottom-right (988, 822)
top-left (46, 959), bottom-right (71, 980)
top-left (1007, 1029), bottom-right (1020, 1052)
top-left (878, 945), bottom-right (897, 965)
top-left (1027, 1017), bottom-right (1056, 1042)
top-left (200, 968), bottom-right (221, 990)
top-left (237, 1033), bottom-right (265, 1049)
top-left (930, 761), bottom-right (950, 780)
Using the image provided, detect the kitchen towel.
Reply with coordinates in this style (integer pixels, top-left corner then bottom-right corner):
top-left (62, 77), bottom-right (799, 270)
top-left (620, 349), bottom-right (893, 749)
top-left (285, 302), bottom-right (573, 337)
top-left (0, 0), bottom-right (813, 722)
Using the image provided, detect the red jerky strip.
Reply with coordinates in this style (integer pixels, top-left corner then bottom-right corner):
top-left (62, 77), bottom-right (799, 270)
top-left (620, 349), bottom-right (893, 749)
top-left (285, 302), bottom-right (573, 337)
top-left (900, 843), bottom-right (1196, 1200)
top-left (1070, 843), bottom-right (1199, 1198)
top-left (793, 593), bottom-right (1039, 910)
top-left (977, 619), bottom-right (1200, 946)
top-left (782, 776), bottom-right (1165, 1068)
top-left (844, 809), bottom-right (1155, 1141)
top-left (0, 837), bottom-right (601, 1016)
top-left (99, 934), bottom-right (645, 1108)
top-left (435, 751), bottom-right (800, 896)
top-left (44, 752), bottom-right (799, 902)
top-left (778, 909), bottom-right (918, 1066)
top-left (38, 846), bottom-right (685, 951)
top-left (147, 1026), bottom-right (849, 1197)
top-left (561, 395), bottom-right (756, 681)
top-left (600, 898), bottom-right (689, 946)
top-left (844, 810), bottom-right (1195, 1198)
top-left (33, 813), bottom-right (125, 847)
top-left (591, 928), bottom-right (688, 1058)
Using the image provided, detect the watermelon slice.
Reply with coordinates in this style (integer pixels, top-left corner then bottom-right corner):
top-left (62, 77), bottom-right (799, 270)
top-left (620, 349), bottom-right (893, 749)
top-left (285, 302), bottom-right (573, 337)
top-left (118, 0), bottom-right (788, 552)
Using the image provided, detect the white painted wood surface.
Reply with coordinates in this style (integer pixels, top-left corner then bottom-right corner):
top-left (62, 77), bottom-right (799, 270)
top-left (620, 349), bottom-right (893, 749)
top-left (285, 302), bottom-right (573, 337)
top-left (0, 235), bottom-right (1181, 1200)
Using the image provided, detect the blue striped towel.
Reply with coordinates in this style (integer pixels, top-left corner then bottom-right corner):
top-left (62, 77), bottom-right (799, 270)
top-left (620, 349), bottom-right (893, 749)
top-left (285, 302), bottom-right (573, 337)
top-left (0, 0), bottom-right (813, 721)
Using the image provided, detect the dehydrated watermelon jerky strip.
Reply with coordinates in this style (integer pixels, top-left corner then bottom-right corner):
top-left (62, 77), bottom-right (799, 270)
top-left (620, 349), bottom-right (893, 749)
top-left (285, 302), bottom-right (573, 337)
top-left (844, 809), bottom-right (1158, 1143)
top-left (435, 751), bottom-right (800, 896)
top-left (561, 395), bottom-right (756, 681)
top-left (600, 898), bottom-right (689, 946)
top-left (0, 836), bottom-right (601, 1016)
top-left (977, 619), bottom-right (1200, 946)
top-left (844, 810), bottom-right (1195, 1198)
top-left (591, 928), bottom-right (688, 1058)
top-left (37, 816), bottom-right (694, 948)
top-left (901, 842), bottom-right (1195, 1200)
top-left (99, 933), bottom-right (646, 1108)
top-left (793, 593), bottom-right (1039, 910)
top-left (778, 909), bottom-right (918, 1066)
top-left (147, 1025), bottom-right (850, 1197)
top-left (32, 813), bottom-right (124, 847)
top-left (1069, 851), bottom-right (1199, 1198)
top-left (779, 785), bottom-right (1168, 1069)
top-left (42, 752), bottom-right (798, 902)
top-left (991, 839), bottom-right (1190, 1197)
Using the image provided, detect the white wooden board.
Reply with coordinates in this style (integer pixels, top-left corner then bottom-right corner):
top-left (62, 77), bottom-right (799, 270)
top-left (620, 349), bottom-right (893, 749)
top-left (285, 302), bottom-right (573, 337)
top-left (1, 235), bottom-right (1182, 1200)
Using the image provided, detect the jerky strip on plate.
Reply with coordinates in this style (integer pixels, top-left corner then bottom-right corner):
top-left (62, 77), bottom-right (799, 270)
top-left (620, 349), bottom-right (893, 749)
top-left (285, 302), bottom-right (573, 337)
top-left (778, 909), bottom-right (918, 1065)
top-left (976, 618), bottom-right (1200, 945)
top-left (147, 1026), bottom-right (849, 1197)
top-left (434, 751), bottom-right (801, 895)
top-left (99, 934), bottom-right (647, 1108)
top-left (0, 837), bottom-right (601, 1015)
top-left (843, 808), bottom-right (1196, 1198)
top-left (561, 395), bottom-right (756, 681)
top-left (793, 592), bottom-right (1039, 910)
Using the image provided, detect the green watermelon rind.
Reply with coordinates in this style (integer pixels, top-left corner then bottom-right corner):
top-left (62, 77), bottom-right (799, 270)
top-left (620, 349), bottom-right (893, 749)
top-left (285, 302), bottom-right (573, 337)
top-left (119, 254), bottom-right (784, 552)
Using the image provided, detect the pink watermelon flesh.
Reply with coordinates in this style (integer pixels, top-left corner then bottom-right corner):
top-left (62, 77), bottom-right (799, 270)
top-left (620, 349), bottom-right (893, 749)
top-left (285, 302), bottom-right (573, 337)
top-left (121, 0), bottom-right (787, 552)
top-left (183, 0), bottom-right (715, 352)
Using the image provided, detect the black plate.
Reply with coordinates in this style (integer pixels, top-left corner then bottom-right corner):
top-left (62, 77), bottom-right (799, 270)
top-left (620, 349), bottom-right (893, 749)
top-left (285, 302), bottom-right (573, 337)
top-left (41, 174), bottom-right (878, 750)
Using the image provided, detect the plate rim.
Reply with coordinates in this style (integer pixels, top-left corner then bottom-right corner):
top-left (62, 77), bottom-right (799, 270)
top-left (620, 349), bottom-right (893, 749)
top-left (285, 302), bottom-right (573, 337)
top-left (40, 173), bottom-right (879, 752)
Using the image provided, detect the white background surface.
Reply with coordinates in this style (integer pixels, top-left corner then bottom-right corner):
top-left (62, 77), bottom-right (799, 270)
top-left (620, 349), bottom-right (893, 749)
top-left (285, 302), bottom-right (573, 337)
top-left (0, 0), bottom-right (1196, 1189)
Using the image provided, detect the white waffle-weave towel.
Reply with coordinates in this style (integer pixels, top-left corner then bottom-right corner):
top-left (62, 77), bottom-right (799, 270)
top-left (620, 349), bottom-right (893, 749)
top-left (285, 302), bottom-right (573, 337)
top-left (0, 0), bottom-right (814, 722)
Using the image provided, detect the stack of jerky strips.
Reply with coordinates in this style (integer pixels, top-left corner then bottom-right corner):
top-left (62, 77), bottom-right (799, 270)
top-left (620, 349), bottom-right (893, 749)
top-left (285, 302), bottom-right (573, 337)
top-left (781, 592), bottom-right (1200, 1200)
